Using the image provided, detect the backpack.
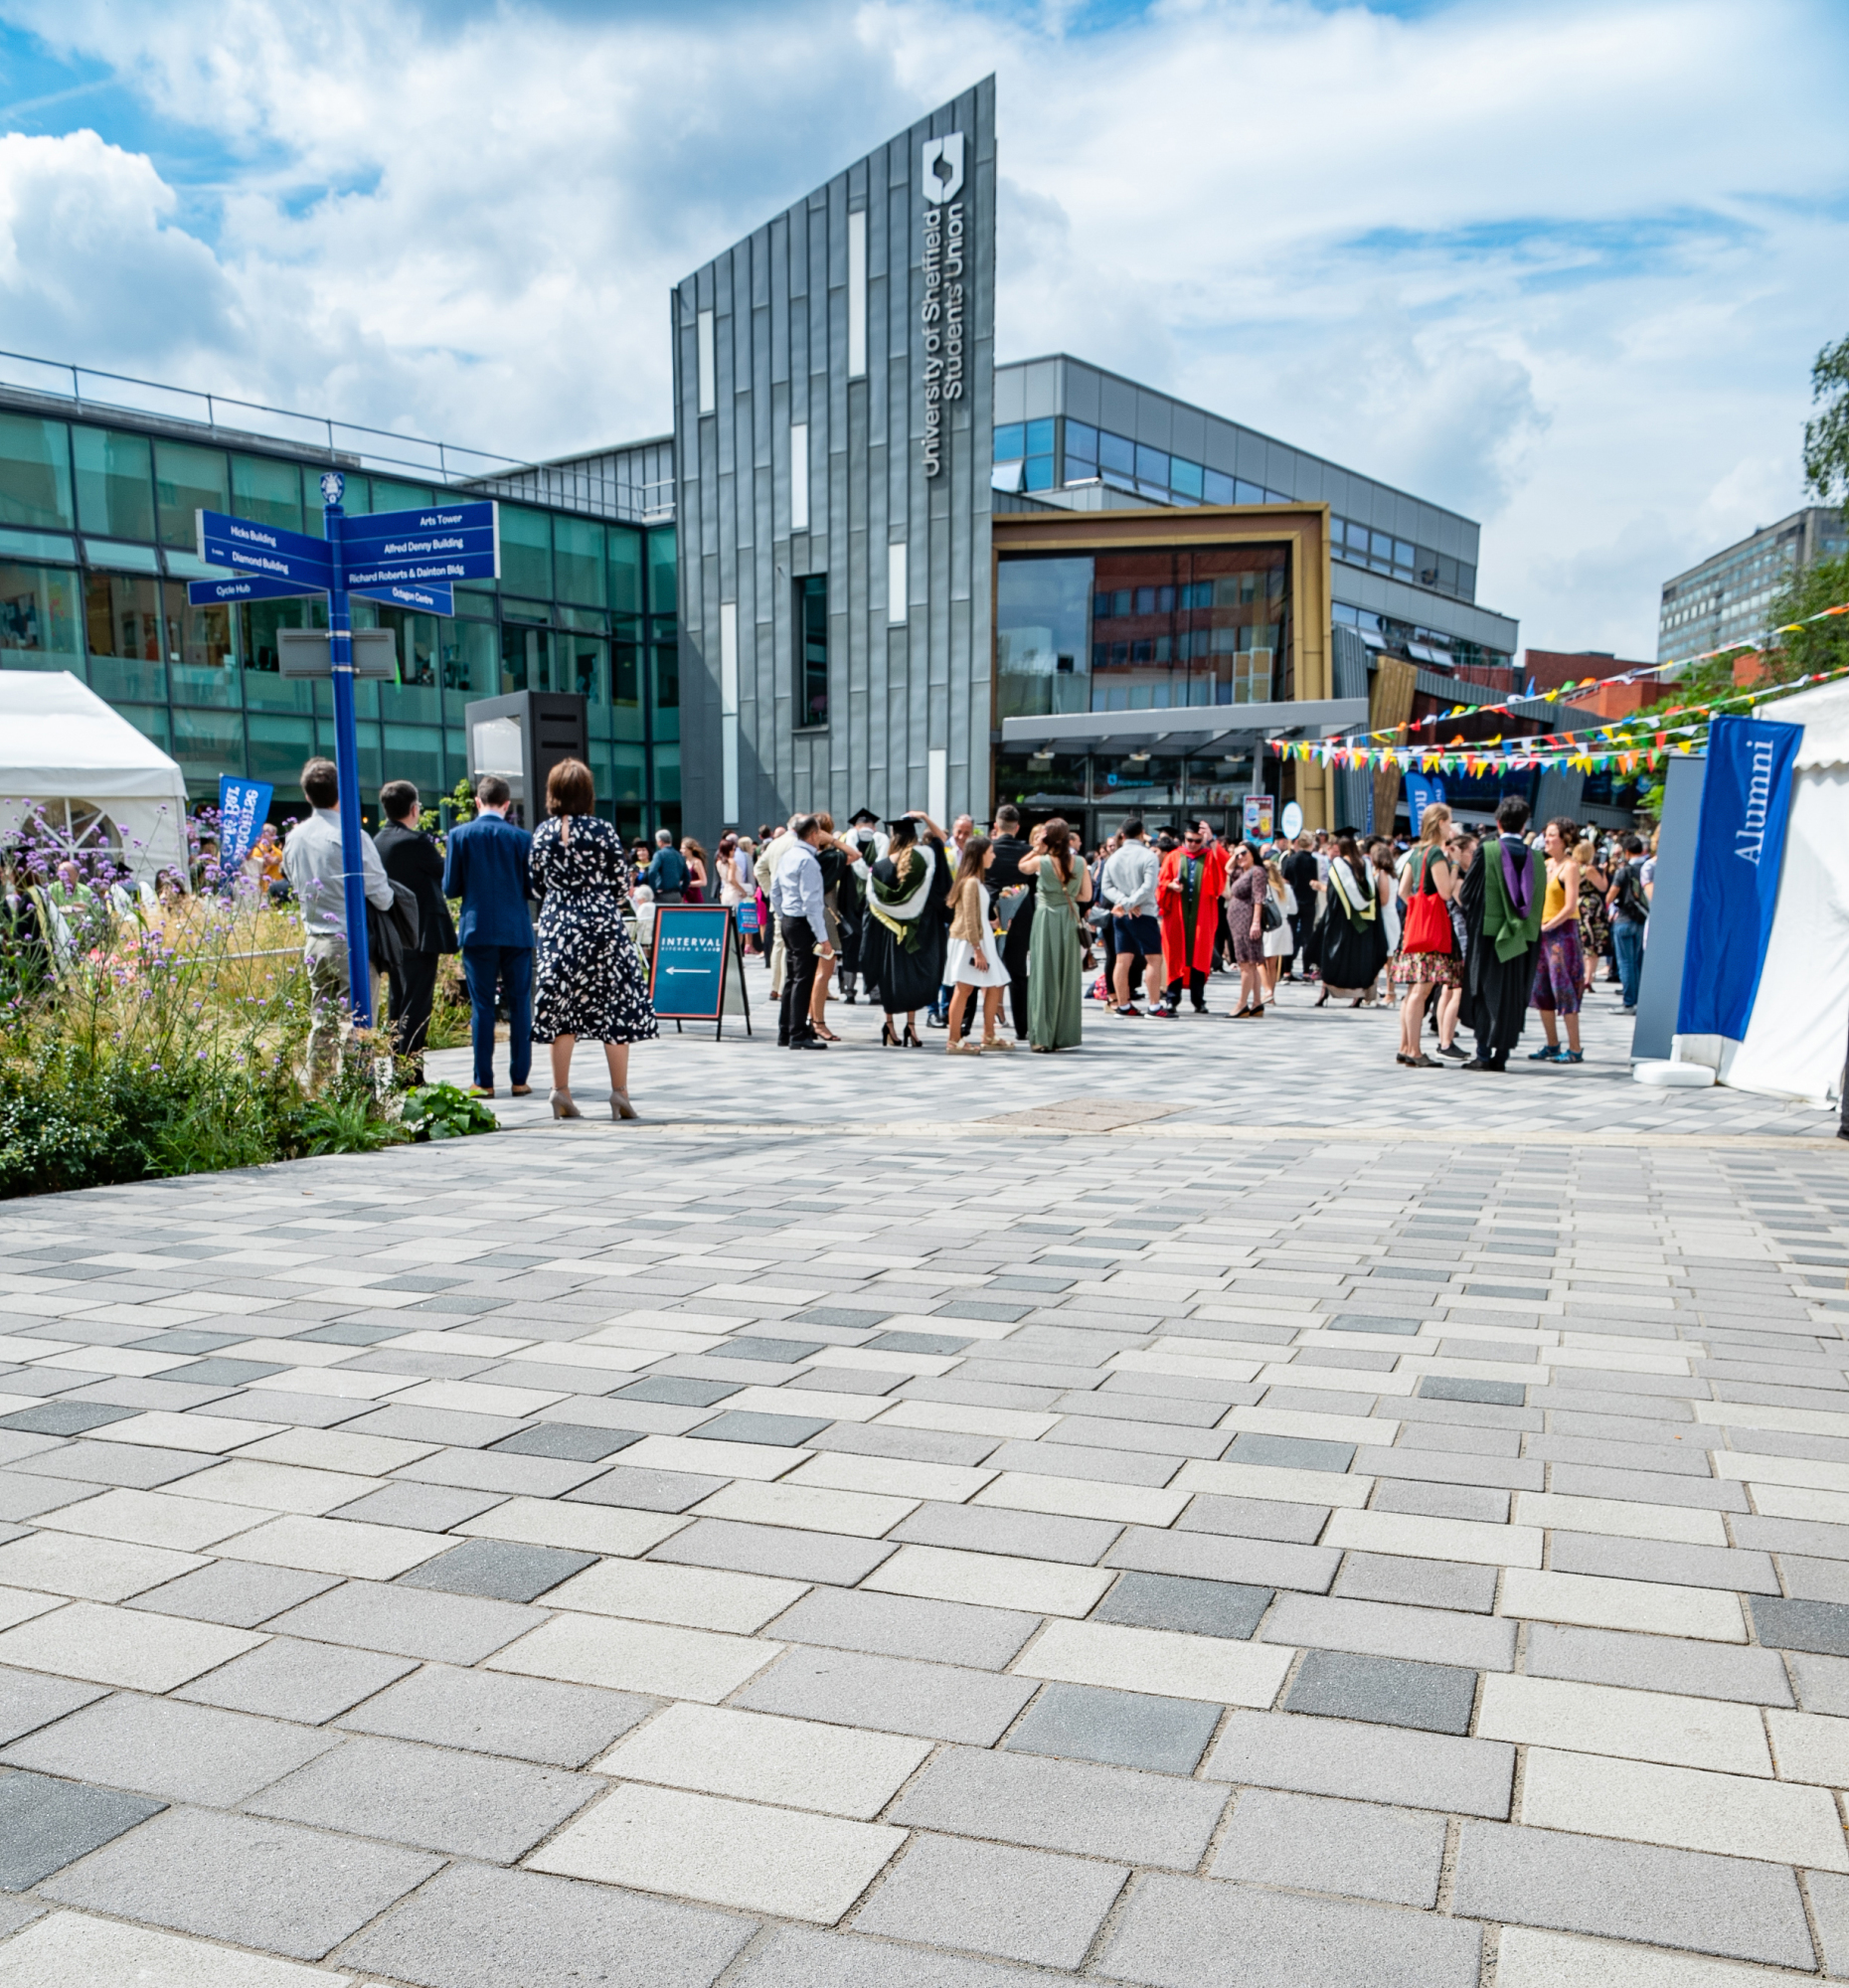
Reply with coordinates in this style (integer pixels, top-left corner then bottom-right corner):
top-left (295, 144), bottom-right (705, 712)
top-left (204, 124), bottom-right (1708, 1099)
top-left (1614, 861), bottom-right (1649, 923)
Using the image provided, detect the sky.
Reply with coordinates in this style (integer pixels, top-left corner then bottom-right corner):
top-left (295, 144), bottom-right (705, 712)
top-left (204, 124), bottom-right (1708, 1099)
top-left (0, 0), bottom-right (1844, 658)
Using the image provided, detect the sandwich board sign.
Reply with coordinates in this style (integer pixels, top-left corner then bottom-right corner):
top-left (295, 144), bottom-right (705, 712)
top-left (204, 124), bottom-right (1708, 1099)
top-left (648, 904), bottom-right (752, 1039)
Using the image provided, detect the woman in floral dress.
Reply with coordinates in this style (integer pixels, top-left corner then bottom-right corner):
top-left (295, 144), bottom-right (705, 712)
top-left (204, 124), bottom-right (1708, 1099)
top-left (529, 758), bottom-right (657, 1120)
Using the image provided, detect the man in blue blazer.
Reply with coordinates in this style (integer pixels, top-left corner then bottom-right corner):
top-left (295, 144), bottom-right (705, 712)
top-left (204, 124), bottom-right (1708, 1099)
top-left (441, 775), bottom-right (535, 1097)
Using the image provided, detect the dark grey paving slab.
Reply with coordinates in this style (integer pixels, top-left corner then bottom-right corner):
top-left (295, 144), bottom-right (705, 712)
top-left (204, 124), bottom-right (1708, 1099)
top-left (1751, 1594), bottom-right (1849, 1655)
top-left (1326, 1313), bottom-right (1424, 1337)
top-left (1101, 1871), bottom-right (1480, 1988)
top-left (1333, 1551), bottom-right (1497, 1614)
top-left (1223, 1431), bottom-right (1355, 1473)
top-left (570, 1464), bottom-right (731, 1512)
top-left (766, 1587), bottom-right (1040, 1671)
top-left (687, 1410), bottom-right (831, 1446)
top-left (1450, 1820), bottom-right (1815, 1969)
top-left (249, 1732), bottom-right (594, 1862)
top-left (869, 1331), bottom-right (973, 1355)
top-left (616, 1377), bottom-right (744, 1407)
top-left (1, 1692), bottom-right (337, 1805)
top-left (853, 1833), bottom-right (1125, 1968)
top-left (339, 1662), bottom-right (651, 1766)
top-left (654, 1517), bottom-right (896, 1586)
top-left (0, 1768), bottom-right (162, 1889)
top-left (161, 1357), bottom-right (284, 1386)
top-left (890, 1744), bottom-right (1226, 1869)
top-left (1004, 1682), bottom-right (1220, 1775)
top-left (1525, 1623), bottom-right (1794, 1705)
top-left (331, 1482), bottom-right (508, 1531)
top-left (728, 1926), bottom-right (1058, 1988)
top-left (1419, 1376), bottom-right (1525, 1407)
top-left (1212, 1788), bottom-right (1445, 1905)
top-left (736, 1646), bottom-right (1033, 1745)
top-left (1091, 1570), bottom-right (1270, 1640)
top-left (397, 1538), bottom-right (596, 1603)
top-left (265, 1578), bottom-right (543, 1662)
top-left (176, 1636), bottom-right (419, 1724)
top-left (38, 1804), bottom-right (440, 1958)
top-left (0, 1401), bottom-right (138, 1435)
top-left (1204, 1711), bottom-right (1513, 1817)
top-left (892, 1502), bottom-right (1120, 1565)
top-left (711, 1337), bottom-right (825, 1363)
top-left (491, 1421), bottom-right (642, 1460)
top-left (1284, 1649), bottom-right (1478, 1736)
top-left (128, 1560), bottom-right (341, 1628)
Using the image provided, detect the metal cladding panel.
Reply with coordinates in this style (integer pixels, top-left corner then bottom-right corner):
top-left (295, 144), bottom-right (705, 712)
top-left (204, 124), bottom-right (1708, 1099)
top-left (1062, 361), bottom-right (1100, 426)
top-left (674, 77), bottom-right (994, 834)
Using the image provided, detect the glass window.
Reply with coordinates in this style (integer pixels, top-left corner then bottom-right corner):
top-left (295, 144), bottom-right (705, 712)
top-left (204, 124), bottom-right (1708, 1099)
top-left (1169, 458), bottom-right (1204, 500)
top-left (244, 712), bottom-right (312, 783)
top-left (499, 506), bottom-right (552, 597)
top-left (441, 620), bottom-right (498, 696)
top-left (611, 615), bottom-right (642, 726)
top-left (0, 560), bottom-right (81, 671)
top-left (1371, 530), bottom-right (1395, 561)
top-left (646, 526), bottom-right (676, 617)
top-left (229, 454), bottom-right (303, 535)
top-left (171, 708), bottom-right (245, 779)
top-left (163, 582), bottom-right (240, 706)
top-left (1135, 586), bottom-right (1156, 615)
top-left (609, 527), bottom-right (644, 614)
top-left (1098, 431), bottom-right (1135, 476)
top-left (0, 415), bottom-right (73, 530)
top-left (1394, 540), bottom-right (1415, 570)
top-left (154, 441), bottom-right (230, 548)
top-left (557, 631), bottom-right (606, 702)
top-left (1204, 470), bottom-right (1234, 506)
top-left (117, 704), bottom-right (171, 751)
top-left (651, 627), bottom-right (679, 742)
top-left (997, 554), bottom-right (1093, 722)
top-left (554, 515), bottom-right (606, 606)
top-left (501, 623), bottom-right (549, 693)
top-left (84, 571), bottom-right (163, 663)
top-left (382, 723), bottom-right (443, 796)
top-left (796, 574), bottom-right (828, 729)
top-left (993, 422), bottom-right (1026, 462)
top-left (74, 427), bottom-right (155, 541)
top-left (1134, 444), bottom-right (1169, 486)
top-left (1023, 455), bottom-right (1055, 492)
top-left (1025, 418), bottom-right (1055, 457)
top-left (241, 596), bottom-right (326, 676)
top-left (370, 478), bottom-right (432, 511)
top-left (1065, 420), bottom-right (1097, 466)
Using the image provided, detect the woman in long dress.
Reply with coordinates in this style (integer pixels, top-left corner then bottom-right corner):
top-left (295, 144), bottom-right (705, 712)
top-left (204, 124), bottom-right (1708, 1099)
top-left (861, 813), bottom-right (949, 1047)
top-left (529, 757), bottom-right (658, 1120)
top-left (942, 837), bottom-right (1013, 1055)
top-left (1019, 817), bottom-right (1091, 1052)
top-left (1315, 833), bottom-right (1389, 1006)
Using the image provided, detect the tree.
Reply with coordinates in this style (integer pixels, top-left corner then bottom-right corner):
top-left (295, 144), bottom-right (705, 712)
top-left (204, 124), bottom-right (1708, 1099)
top-left (1804, 335), bottom-right (1849, 506)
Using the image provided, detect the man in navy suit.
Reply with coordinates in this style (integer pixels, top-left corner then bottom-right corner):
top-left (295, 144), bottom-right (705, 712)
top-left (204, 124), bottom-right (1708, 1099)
top-left (441, 774), bottom-right (535, 1098)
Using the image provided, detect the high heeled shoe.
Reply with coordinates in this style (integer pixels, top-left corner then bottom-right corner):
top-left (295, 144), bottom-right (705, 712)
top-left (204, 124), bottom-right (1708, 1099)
top-left (1314, 989), bottom-right (1329, 1008)
top-left (549, 1089), bottom-right (583, 1119)
top-left (610, 1091), bottom-right (638, 1120)
top-left (880, 1021), bottom-right (899, 1047)
top-left (904, 1024), bottom-right (923, 1048)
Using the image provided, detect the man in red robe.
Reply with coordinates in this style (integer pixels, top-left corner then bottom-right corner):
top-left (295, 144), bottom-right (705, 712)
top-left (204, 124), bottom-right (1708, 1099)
top-left (1156, 821), bottom-right (1229, 1015)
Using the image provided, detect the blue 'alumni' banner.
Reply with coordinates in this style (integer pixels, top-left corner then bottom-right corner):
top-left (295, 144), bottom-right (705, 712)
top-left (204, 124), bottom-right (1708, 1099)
top-left (1677, 714), bottom-right (1801, 1042)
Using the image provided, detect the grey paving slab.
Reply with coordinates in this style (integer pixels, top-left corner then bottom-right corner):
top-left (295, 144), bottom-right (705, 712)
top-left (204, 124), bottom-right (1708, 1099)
top-left (728, 1925), bottom-right (1059, 1988)
top-left (654, 1517), bottom-right (896, 1586)
top-left (1753, 1594), bottom-right (1849, 1655)
top-left (38, 1803), bottom-right (441, 1958)
top-left (571, 1463), bottom-right (732, 1511)
top-left (1450, 1820), bottom-right (1815, 1969)
top-left (1806, 1870), bottom-right (1849, 1982)
top-left (0, 1768), bottom-right (162, 1889)
top-left (1419, 1376), bottom-right (1525, 1407)
top-left (1091, 1570), bottom-right (1271, 1640)
top-left (1004, 1681), bottom-right (1221, 1775)
top-left (1177, 1493), bottom-right (1331, 1545)
top-left (265, 1578), bottom-right (544, 1662)
top-left (14, 1440), bottom-right (209, 1487)
top-left (1109, 1524), bottom-right (1338, 1594)
top-left (338, 1862), bottom-right (756, 1988)
top-left (1262, 1592), bottom-right (1516, 1671)
top-left (339, 1662), bottom-right (650, 1765)
top-left (1, 1692), bottom-right (337, 1804)
top-left (397, 1537), bottom-right (596, 1602)
top-left (1204, 1710), bottom-right (1514, 1817)
top-left (1525, 1622), bottom-right (1795, 1704)
top-left (617, 1376), bottom-right (743, 1407)
top-left (891, 1502), bottom-right (1120, 1565)
top-left (736, 1646), bottom-right (1035, 1744)
top-left (128, 1560), bottom-right (341, 1628)
top-left (491, 1421), bottom-right (643, 1460)
top-left (1283, 1648), bottom-right (1478, 1736)
top-left (0, 1402), bottom-right (138, 1435)
top-left (1100, 1871), bottom-right (1481, 1988)
top-left (889, 1744), bottom-right (1226, 1869)
top-left (808, 1422), bottom-right (999, 1467)
top-left (249, 1732), bottom-right (594, 1862)
top-left (0, 1668), bottom-right (105, 1745)
top-left (1333, 1551), bottom-right (1497, 1613)
top-left (1212, 1787), bottom-right (1446, 1905)
top-left (1371, 1477), bottom-right (1510, 1522)
top-left (331, 1482), bottom-right (509, 1530)
top-left (175, 1636), bottom-right (419, 1723)
top-left (853, 1832), bottom-right (1125, 1968)
top-left (767, 1586), bottom-right (1040, 1670)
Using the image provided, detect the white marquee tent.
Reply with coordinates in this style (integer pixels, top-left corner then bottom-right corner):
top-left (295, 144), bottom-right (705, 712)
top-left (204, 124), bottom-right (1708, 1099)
top-left (1705, 674), bottom-right (1849, 1106)
top-left (0, 671), bottom-right (189, 886)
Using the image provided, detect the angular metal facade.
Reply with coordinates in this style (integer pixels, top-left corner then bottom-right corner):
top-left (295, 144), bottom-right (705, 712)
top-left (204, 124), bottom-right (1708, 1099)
top-left (673, 80), bottom-right (996, 837)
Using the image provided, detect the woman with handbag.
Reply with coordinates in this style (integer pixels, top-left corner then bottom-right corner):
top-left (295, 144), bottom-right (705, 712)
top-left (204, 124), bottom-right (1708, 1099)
top-left (1018, 818), bottom-right (1091, 1052)
top-left (1225, 841), bottom-right (1269, 1020)
top-left (1391, 802), bottom-right (1460, 1069)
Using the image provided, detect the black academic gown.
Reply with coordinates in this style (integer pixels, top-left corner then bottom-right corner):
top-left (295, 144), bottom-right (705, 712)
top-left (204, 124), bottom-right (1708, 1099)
top-left (1459, 835), bottom-right (1540, 1062)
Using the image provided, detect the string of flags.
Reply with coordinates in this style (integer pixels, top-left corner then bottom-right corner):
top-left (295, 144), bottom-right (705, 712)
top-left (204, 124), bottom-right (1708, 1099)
top-left (1269, 657), bottom-right (1849, 774)
top-left (1330, 597), bottom-right (1849, 746)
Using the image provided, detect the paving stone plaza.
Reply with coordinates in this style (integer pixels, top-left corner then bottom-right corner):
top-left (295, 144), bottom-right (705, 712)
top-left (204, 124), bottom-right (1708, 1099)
top-left (0, 982), bottom-right (1847, 1986)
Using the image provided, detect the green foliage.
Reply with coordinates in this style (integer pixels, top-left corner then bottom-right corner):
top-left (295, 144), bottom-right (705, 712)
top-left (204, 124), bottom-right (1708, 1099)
top-left (291, 1091), bottom-right (413, 1156)
top-left (1805, 335), bottom-right (1849, 507)
top-left (400, 1081), bottom-right (498, 1141)
top-left (1766, 547), bottom-right (1849, 681)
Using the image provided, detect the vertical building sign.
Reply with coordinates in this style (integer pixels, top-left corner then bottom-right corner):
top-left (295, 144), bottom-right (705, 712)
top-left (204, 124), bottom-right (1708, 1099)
top-left (921, 133), bottom-right (967, 479)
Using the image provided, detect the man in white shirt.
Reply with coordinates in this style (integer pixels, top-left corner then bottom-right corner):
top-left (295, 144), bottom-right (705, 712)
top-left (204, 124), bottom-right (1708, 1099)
top-left (769, 816), bottom-right (833, 1049)
top-left (1099, 816), bottom-right (1163, 1016)
top-left (281, 756), bottom-right (395, 1088)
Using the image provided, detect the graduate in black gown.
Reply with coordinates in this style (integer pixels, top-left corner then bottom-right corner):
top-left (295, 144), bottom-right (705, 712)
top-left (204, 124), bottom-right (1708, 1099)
top-left (1459, 793), bottom-right (1544, 1071)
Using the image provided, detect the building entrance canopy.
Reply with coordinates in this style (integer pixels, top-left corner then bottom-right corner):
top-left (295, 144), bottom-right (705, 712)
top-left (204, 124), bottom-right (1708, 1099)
top-left (998, 696), bottom-right (1367, 760)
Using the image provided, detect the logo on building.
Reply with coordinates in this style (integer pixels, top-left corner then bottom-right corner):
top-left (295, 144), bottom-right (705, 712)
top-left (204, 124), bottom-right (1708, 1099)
top-left (921, 134), bottom-right (964, 204)
top-left (920, 132), bottom-right (966, 479)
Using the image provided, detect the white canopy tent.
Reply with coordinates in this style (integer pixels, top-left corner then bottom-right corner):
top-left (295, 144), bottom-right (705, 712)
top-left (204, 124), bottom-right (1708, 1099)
top-left (0, 671), bottom-right (190, 887)
top-left (1704, 675), bottom-right (1849, 1106)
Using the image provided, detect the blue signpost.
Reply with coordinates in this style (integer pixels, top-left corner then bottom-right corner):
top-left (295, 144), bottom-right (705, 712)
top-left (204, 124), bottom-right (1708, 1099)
top-left (189, 484), bottom-right (499, 1030)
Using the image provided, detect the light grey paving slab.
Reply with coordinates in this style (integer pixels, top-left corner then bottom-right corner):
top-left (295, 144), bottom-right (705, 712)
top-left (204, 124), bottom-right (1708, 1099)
top-left (1450, 1819), bottom-right (1815, 1969)
top-left (128, 1561), bottom-right (341, 1628)
top-left (1282, 1648), bottom-right (1478, 1736)
top-left (891, 1503), bottom-right (1120, 1565)
top-left (807, 1422), bottom-right (1000, 1467)
top-left (1262, 1592), bottom-right (1516, 1672)
top-left (765, 1587), bottom-right (1041, 1671)
top-left (330, 1482), bottom-right (509, 1530)
top-left (248, 1732), bottom-right (594, 1862)
top-left (852, 1833), bottom-right (1126, 1968)
top-left (38, 1803), bottom-right (440, 1958)
top-left (1100, 1871), bottom-right (1481, 1988)
top-left (728, 1925), bottom-right (1058, 1988)
top-left (15, 1440), bottom-right (210, 1487)
top-left (0, 1768), bottom-right (163, 1889)
top-left (1176, 1493), bottom-right (1331, 1545)
top-left (175, 1635), bottom-right (419, 1724)
top-left (397, 1537), bottom-right (596, 1602)
top-left (339, 1404), bottom-right (528, 1447)
top-left (264, 1577), bottom-right (542, 1662)
top-left (1214, 1785), bottom-right (1445, 1907)
top-left (1203, 1710), bottom-right (1514, 1817)
top-left (1789, 1651), bottom-right (1849, 1714)
top-left (1806, 1869), bottom-right (1849, 1981)
top-left (394, 1448), bottom-right (608, 1497)
top-left (0, 1668), bottom-right (106, 1745)
top-left (1004, 1681), bottom-right (1221, 1776)
top-left (654, 1518), bottom-right (897, 1586)
top-left (984, 1437), bottom-right (1180, 1487)
top-left (339, 1662), bottom-right (651, 1765)
top-left (736, 1646), bottom-right (1034, 1745)
top-left (1524, 1622), bottom-right (1795, 1704)
top-left (338, 1861), bottom-right (756, 1988)
top-left (0, 1474), bottom-right (93, 1521)
top-left (570, 1464), bottom-right (732, 1512)
top-left (0, 1692), bottom-right (337, 1805)
top-left (889, 1744), bottom-right (1226, 1869)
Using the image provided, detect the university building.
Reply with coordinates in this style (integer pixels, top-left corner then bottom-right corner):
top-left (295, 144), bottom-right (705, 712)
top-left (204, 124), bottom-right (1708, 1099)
top-left (0, 79), bottom-right (1529, 839)
top-left (1657, 506), bottom-right (1848, 666)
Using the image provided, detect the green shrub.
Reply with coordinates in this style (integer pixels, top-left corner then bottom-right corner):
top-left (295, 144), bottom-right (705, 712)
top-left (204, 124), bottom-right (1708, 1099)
top-left (400, 1082), bottom-right (498, 1141)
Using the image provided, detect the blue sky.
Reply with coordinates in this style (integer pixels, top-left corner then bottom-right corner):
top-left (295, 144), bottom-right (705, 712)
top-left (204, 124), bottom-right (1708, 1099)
top-left (0, 0), bottom-right (1844, 656)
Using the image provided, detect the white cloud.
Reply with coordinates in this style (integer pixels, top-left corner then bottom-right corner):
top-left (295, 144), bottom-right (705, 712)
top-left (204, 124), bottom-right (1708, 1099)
top-left (0, 0), bottom-right (1843, 655)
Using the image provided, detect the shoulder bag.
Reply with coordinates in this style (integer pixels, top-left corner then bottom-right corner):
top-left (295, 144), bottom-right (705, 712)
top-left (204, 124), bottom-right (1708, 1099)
top-left (1400, 848), bottom-right (1454, 955)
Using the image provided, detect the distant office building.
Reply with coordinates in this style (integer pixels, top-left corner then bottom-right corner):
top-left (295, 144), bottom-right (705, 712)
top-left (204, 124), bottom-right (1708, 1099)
top-left (1658, 506), bottom-right (1848, 665)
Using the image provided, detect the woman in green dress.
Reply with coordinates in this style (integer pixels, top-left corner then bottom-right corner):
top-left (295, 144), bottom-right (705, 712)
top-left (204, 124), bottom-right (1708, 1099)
top-left (1018, 817), bottom-right (1091, 1052)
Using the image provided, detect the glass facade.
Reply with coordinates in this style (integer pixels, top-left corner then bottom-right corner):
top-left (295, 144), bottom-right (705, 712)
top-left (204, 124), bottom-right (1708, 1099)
top-left (994, 748), bottom-right (1265, 846)
top-left (0, 409), bottom-right (682, 830)
top-left (997, 544), bottom-right (1291, 721)
top-left (993, 416), bottom-right (1474, 601)
top-left (796, 575), bottom-right (828, 730)
top-left (1332, 600), bottom-right (1512, 675)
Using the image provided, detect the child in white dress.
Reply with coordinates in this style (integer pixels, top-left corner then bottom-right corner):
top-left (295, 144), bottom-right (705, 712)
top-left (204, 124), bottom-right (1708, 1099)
top-left (943, 838), bottom-right (1012, 1055)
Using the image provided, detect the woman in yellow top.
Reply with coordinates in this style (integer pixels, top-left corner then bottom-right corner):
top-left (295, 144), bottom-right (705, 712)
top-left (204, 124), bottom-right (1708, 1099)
top-left (1529, 818), bottom-right (1585, 1064)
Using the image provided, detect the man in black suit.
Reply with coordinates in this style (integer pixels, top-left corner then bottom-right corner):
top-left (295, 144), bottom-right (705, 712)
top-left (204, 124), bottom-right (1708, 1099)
top-left (374, 781), bottom-right (455, 1081)
top-left (987, 802), bottom-right (1035, 1042)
